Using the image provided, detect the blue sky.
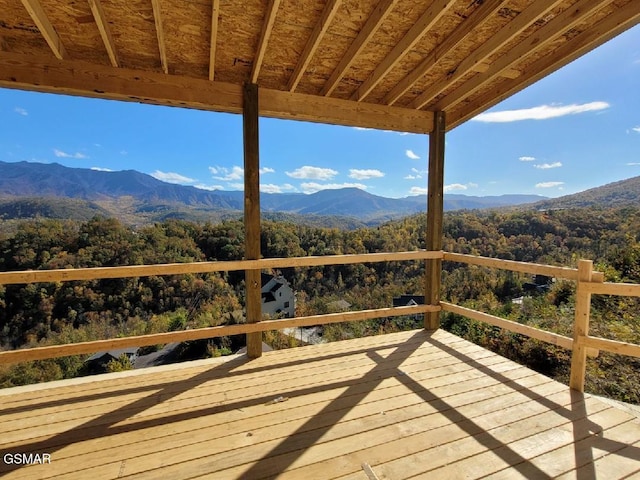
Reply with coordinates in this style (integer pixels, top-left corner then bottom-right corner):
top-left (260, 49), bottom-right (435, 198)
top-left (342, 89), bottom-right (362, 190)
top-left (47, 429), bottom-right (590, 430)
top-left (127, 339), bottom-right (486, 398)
top-left (1, 25), bottom-right (639, 199)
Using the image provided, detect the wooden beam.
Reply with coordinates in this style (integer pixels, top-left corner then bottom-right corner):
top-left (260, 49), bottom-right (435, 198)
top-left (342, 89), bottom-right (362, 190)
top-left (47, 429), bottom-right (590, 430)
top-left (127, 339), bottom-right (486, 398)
top-left (251, 0), bottom-right (282, 83)
top-left (411, 0), bottom-right (563, 110)
top-left (20, 0), bottom-right (67, 60)
top-left (209, 0), bottom-right (220, 81)
top-left (441, 303), bottom-right (575, 351)
top-left (0, 251), bottom-right (442, 286)
top-left (320, 0), bottom-right (398, 96)
top-left (425, 111), bottom-right (445, 330)
top-left (579, 336), bottom-right (640, 359)
top-left (87, 0), bottom-right (119, 68)
top-left (0, 305), bottom-right (438, 364)
top-left (150, 0), bottom-right (168, 74)
top-left (434, 0), bottom-right (615, 112)
top-left (288, 0), bottom-right (341, 92)
top-left (350, 0), bottom-right (452, 102)
top-left (243, 83), bottom-right (262, 359)
top-left (449, 3), bottom-right (640, 129)
top-left (570, 260), bottom-right (593, 392)
top-left (0, 52), bottom-right (433, 133)
top-left (383, 0), bottom-right (506, 105)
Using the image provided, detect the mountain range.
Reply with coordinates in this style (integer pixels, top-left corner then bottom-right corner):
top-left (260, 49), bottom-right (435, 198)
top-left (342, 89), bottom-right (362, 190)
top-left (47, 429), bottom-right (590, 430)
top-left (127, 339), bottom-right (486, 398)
top-left (0, 161), bottom-right (550, 225)
top-left (3, 161), bottom-right (639, 226)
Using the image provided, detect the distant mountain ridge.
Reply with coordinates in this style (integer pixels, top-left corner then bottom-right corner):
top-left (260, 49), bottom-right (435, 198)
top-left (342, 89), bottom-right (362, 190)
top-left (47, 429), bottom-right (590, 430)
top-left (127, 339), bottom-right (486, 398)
top-left (534, 176), bottom-right (640, 210)
top-left (0, 161), bottom-right (548, 223)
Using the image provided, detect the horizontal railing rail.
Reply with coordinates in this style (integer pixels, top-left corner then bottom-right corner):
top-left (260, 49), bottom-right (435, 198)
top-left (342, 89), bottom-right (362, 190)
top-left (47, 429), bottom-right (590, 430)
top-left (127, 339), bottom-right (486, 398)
top-left (0, 249), bottom-right (638, 392)
top-left (444, 252), bottom-right (605, 282)
top-left (0, 305), bottom-right (439, 364)
top-left (0, 250), bottom-right (442, 285)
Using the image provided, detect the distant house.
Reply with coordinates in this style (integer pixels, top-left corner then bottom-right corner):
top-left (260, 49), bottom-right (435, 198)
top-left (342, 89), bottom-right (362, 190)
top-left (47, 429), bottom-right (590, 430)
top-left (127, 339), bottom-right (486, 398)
top-left (523, 274), bottom-right (554, 293)
top-left (261, 274), bottom-right (295, 318)
top-left (85, 347), bottom-right (138, 373)
top-left (392, 295), bottom-right (425, 307)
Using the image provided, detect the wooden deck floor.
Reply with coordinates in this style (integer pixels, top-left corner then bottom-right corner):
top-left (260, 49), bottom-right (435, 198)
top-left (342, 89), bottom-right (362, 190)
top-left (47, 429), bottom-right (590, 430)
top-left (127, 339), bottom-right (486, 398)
top-left (1, 329), bottom-right (639, 479)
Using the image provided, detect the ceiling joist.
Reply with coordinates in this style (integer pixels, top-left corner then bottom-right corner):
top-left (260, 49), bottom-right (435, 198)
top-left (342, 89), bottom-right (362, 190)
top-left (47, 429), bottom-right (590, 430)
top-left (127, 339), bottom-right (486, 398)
top-left (450, 1), bottom-right (640, 129)
top-left (288, 0), bottom-right (341, 92)
top-left (20, 0), bottom-right (67, 60)
top-left (0, 52), bottom-right (433, 134)
top-left (209, 0), bottom-right (220, 81)
top-left (410, 0), bottom-right (564, 110)
top-left (150, 0), bottom-right (168, 74)
top-left (251, 0), bottom-right (282, 84)
top-left (321, 0), bottom-right (398, 96)
top-left (350, 0), bottom-right (453, 102)
top-left (383, 0), bottom-right (507, 105)
top-left (87, 0), bottom-right (119, 68)
top-left (435, 0), bottom-right (615, 112)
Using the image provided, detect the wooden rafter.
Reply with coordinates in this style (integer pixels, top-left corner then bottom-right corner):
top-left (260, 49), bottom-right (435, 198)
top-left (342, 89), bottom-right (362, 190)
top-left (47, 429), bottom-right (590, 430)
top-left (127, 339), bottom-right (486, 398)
top-left (350, 0), bottom-right (452, 102)
top-left (383, 0), bottom-right (506, 105)
top-left (150, 0), bottom-right (168, 74)
top-left (20, 0), bottom-right (67, 60)
top-left (209, 0), bottom-right (220, 81)
top-left (287, 0), bottom-right (341, 92)
top-left (88, 0), bottom-right (119, 68)
top-left (434, 0), bottom-right (616, 112)
top-left (0, 52), bottom-right (433, 134)
top-left (410, 0), bottom-right (564, 110)
top-left (321, 0), bottom-right (398, 96)
top-left (449, 3), bottom-right (640, 129)
top-left (251, 0), bottom-right (282, 84)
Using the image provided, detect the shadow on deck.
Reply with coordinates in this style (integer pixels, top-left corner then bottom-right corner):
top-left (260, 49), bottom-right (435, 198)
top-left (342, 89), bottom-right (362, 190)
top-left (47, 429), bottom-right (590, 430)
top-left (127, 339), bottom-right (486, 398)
top-left (0, 329), bottom-right (638, 479)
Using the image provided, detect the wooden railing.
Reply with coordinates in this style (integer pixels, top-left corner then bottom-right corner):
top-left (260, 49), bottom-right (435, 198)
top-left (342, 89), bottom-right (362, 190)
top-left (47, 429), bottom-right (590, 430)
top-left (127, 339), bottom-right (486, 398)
top-left (0, 250), bottom-right (639, 392)
top-left (443, 253), bottom-right (640, 392)
top-left (0, 251), bottom-right (441, 364)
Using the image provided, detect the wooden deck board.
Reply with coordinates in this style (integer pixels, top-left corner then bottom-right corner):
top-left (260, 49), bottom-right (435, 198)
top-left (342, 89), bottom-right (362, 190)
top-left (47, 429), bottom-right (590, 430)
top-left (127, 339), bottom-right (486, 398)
top-left (0, 329), bottom-right (638, 479)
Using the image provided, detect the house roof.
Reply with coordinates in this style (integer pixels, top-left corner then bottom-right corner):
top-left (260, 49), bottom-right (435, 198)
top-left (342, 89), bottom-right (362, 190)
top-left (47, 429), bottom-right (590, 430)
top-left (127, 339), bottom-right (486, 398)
top-left (1, 0), bottom-right (638, 133)
top-left (86, 347), bottom-right (138, 362)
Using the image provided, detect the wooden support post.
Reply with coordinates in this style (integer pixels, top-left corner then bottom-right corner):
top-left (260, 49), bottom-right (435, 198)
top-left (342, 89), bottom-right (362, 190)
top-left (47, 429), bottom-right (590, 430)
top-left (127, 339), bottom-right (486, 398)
top-left (570, 259), bottom-right (593, 391)
top-left (425, 111), bottom-right (445, 330)
top-left (243, 83), bottom-right (262, 358)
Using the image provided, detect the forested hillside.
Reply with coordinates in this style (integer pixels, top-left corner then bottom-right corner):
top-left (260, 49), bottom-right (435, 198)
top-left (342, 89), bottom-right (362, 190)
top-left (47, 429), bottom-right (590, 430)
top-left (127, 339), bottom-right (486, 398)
top-left (0, 207), bottom-right (639, 403)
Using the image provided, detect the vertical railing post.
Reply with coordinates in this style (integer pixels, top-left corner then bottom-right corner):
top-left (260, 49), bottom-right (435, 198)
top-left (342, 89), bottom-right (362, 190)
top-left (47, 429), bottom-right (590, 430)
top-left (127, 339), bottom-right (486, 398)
top-left (243, 82), bottom-right (262, 358)
top-left (425, 111), bottom-right (445, 330)
top-left (570, 259), bottom-right (593, 391)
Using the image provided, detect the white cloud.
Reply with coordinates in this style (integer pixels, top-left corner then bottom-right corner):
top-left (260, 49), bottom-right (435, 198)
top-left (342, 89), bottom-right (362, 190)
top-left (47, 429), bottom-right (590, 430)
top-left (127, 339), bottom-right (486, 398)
top-left (54, 149), bottom-right (88, 159)
top-left (150, 170), bottom-right (196, 184)
top-left (209, 165), bottom-right (244, 181)
top-left (632, 126), bottom-right (640, 133)
top-left (405, 149), bottom-right (420, 160)
top-left (536, 181), bottom-right (565, 188)
top-left (194, 183), bottom-right (224, 191)
top-left (444, 183), bottom-right (468, 192)
top-left (534, 162), bottom-right (562, 169)
top-left (300, 182), bottom-right (366, 194)
top-left (353, 127), bottom-right (373, 131)
top-left (259, 167), bottom-right (275, 175)
top-left (409, 186), bottom-right (428, 195)
top-left (519, 156), bottom-right (536, 162)
top-left (348, 169), bottom-right (385, 180)
top-left (228, 183), bottom-right (244, 190)
top-left (14, 107), bottom-right (28, 116)
top-left (286, 166), bottom-right (338, 180)
top-left (404, 174), bottom-right (420, 180)
top-left (260, 183), bottom-right (296, 194)
top-left (472, 102), bottom-right (610, 123)
top-left (91, 166), bottom-right (113, 172)
top-left (626, 162), bottom-right (640, 166)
